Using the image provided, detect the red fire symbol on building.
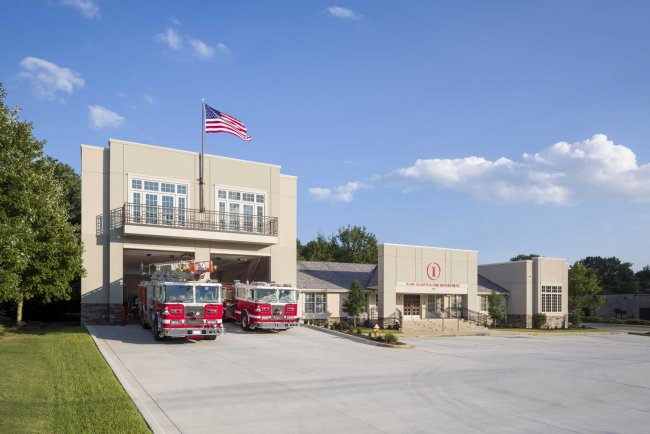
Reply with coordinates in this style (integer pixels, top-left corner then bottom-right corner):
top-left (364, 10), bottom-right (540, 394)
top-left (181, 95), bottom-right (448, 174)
top-left (427, 262), bottom-right (441, 281)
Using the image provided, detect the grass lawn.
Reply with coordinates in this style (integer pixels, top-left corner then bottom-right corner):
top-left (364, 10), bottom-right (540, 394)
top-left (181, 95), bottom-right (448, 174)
top-left (0, 323), bottom-right (150, 434)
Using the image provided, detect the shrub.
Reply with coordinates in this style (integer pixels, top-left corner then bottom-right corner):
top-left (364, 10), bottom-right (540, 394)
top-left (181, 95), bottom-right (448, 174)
top-left (0, 324), bottom-right (5, 336)
top-left (533, 313), bottom-right (548, 329)
top-left (355, 328), bottom-right (362, 335)
top-left (383, 332), bottom-right (398, 344)
top-left (367, 332), bottom-right (372, 338)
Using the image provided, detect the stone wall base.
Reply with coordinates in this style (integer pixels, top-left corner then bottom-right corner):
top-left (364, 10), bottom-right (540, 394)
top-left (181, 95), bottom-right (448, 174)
top-left (506, 314), bottom-right (568, 329)
top-left (82, 303), bottom-right (122, 325)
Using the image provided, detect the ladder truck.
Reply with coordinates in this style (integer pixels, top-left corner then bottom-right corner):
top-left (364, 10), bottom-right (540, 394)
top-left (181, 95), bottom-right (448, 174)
top-left (223, 281), bottom-right (300, 331)
top-left (138, 260), bottom-right (224, 341)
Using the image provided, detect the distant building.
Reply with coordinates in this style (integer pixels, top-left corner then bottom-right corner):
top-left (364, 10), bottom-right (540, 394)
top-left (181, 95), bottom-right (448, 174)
top-left (297, 244), bottom-right (569, 329)
top-left (594, 294), bottom-right (650, 320)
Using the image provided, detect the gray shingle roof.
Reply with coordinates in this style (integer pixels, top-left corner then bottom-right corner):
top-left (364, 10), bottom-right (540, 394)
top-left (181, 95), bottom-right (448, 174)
top-left (297, 261), bottom-right (377, 292)
top-left (477, 274), bottom-right (510, 294)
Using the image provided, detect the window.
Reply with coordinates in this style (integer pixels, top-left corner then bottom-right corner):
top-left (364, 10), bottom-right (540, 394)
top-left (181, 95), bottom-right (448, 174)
top-left (144, 181), bottom-right (159, 191)
top-left (450, 295), bottom-right (462, 310)
top-left (480, 295), bottom-right (488, 312)
top-left (130, 176), bottom-right (189, 225)
top-left (305, 293), bottom-right (326, 314)
top-left (216, 187), bottom-right (267, 233)
top-left (541, 285), bottom-right (562, 313)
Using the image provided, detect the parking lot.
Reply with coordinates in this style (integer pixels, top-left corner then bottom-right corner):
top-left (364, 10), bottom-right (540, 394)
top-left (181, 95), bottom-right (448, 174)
top-left (88, 324), bottom-right (650, 434)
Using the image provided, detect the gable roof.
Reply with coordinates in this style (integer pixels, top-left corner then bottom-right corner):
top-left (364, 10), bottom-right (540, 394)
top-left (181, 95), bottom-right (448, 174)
top-left (297, 261), bottom-right (377, 292)
top-left (477, 274), bottom-right (510, 294)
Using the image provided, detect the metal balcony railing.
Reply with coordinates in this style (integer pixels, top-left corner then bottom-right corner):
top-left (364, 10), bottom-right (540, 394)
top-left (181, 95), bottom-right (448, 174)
top-left (107, 202), bottom-right (278, 236)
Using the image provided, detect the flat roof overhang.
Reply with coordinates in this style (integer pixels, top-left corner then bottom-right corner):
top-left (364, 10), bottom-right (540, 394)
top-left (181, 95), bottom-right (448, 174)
top-left (123, 224), bottom-right (278, 245)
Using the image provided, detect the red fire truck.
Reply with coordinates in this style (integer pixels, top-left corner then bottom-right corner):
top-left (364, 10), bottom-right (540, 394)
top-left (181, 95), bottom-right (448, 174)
top-left (223, 281), bottom-right (300, 331)
top-left (139, 260), bottom-right (224, 341)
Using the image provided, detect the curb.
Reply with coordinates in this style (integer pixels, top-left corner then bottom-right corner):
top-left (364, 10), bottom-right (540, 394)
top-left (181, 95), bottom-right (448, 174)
top-left (86, 326), bottom-right (181, 434)
top-left (303, 324), bottom-right (411, 349)
top-left (628, 332), bottom-right (650, 337)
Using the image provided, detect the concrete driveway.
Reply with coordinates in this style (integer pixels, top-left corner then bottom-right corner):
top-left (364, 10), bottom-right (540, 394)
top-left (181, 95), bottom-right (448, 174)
top-left (88, 324), bottom-right (650, 434)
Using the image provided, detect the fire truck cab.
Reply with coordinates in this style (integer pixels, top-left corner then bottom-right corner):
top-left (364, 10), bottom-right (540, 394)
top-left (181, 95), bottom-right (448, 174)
top-left (224, 281), bottom-right (300, 331)
top-left (139, 260), bottom-right (224, 341)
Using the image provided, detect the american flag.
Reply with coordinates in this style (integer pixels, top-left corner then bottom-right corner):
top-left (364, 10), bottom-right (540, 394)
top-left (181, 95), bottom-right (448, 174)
top-left (204, 104), bottom-right (252, 141)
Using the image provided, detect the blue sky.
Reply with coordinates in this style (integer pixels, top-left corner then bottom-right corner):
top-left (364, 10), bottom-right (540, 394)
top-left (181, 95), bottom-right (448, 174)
top-left (2, 1), bottom-right (650, 268)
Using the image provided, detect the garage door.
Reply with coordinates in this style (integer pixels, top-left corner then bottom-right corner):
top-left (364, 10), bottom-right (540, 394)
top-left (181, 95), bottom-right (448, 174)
top-left (639, 308), bottom-right (650, 320)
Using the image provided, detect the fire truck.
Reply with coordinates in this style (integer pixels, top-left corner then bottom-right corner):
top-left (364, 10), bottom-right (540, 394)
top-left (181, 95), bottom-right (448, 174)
top-left (138, 260), bottom-right (224, 341)
top-left (223, 281), bottom-right (300, 331)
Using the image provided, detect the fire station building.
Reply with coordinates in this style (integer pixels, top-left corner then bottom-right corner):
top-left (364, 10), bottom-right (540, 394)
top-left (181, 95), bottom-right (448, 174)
top-left (81, 140), bottom-right (568, 328)
top-left (81, 139), bottom-right (297, 324)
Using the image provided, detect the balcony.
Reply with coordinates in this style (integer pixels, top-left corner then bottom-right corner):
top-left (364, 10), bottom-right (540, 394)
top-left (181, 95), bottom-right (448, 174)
top-left (104, 202), bottom-right (279, 244)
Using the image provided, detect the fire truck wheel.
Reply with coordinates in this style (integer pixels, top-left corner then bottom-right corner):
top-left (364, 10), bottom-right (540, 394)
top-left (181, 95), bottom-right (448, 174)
top-left (241, 312), bottom-right (251, 331)
top-left (205, 335), bottom-right (217, 341)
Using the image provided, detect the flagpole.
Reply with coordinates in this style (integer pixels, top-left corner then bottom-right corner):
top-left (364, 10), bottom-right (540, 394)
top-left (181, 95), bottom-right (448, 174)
top-left (200, 98), bottom-right (205, 213)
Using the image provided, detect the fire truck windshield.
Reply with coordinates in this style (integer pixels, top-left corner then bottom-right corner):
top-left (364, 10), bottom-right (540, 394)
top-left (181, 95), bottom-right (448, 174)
top-left (254, 288), bottom-right (278, 302)
top-left (278, 289), bottom-right (298, 303)
top-left (196, 285), bottom-right (221, 303)
top-left (164, 284), bottom-right (194, 303)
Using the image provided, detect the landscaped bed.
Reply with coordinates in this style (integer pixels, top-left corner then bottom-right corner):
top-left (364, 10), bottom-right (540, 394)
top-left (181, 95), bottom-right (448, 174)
top-left (304, 322), bottom-right (409, 347)
top-left (0, 322), bottom-right (150, 434)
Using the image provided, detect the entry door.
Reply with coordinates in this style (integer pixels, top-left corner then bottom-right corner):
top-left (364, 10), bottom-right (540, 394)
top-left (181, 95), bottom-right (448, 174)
top-left (403, 294), bottom-right (421, 317)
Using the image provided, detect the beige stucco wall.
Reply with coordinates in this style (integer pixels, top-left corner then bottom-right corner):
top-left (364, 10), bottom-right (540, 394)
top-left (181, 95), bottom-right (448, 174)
top-left (81, 139), bottom-right (297, 323)
top-left (379, 243), bottom-right (478, 320)
top-left (479, 261), bottom-right (532, 315)
top-left (479, 258), bottom-right (568, 322)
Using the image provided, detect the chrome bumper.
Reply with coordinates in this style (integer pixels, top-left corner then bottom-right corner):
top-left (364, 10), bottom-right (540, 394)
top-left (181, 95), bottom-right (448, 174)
top-left (253, 321), bottom-right (300, 330)
top-left (163, 326), bottom-right (224, 338)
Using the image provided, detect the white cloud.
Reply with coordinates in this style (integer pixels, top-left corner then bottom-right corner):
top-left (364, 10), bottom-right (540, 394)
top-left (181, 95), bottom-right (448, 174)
top-left (391, 134), bottom-right (650, 204)
top-left (143, 94), bottom-right (155, 104)
top-left (216, 43), bottom-right (231, 56)
top-left (88, 105), bottom-right (125, 129)
top-left (60, 0), bottom-right (100, 19)
top-left (19, 57), bottom-right (85, 101)
top-left (311, 134), bottom-right (650, 205)
top-left (189, 38), bottom-right (215, 59)
top-left (327, 6), bottom-right (360, 20)
top-left (156, 28), bottom-right (182, 50)
top-left (308, 182), bottom-right (367, 202)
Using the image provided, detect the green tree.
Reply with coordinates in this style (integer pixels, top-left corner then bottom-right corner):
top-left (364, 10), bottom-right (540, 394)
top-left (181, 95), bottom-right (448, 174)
top-left (635, 265), bottom-right (650, 292)
top-left (487, 291), bottom-right (505, 326)
top-left (510, 254), bottom-right (541, 261)
top-left (332, 225), bottom-right (378, 264)
top-left (302, 233), bottom-right (335, 261)
top-left (579, 256), bottom-right (638, 294)
top-left (297, 238), bottom-right (306, 260)
top-left (568, 261), bottom-right (604, 325)
top-left (342, 279), bottom-right (366, 327)
top-left (0, 85), bottom-right (85, 325)
top-left (44, 157), bottom-right (81, 228)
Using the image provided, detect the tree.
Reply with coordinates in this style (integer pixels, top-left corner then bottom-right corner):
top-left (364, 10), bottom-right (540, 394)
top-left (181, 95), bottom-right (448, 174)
top-left (568, 262), bottom-right (604, 325)
top-left (635, 265), bottom-right (650, 292)
top-left (487, 291), bottom-right (505, 326)
top-left (342, 279), bottom-right (366, 327)
top-left (0, 85), bottom-right (85, 325)
top-left (302, 233), bottom-right (335, 261)
top-left (297, 239), bottom-right (306, 260)
top-left (331, 225), bottom-right (378, 264)
top-left (44, 157), bottom-right (81, 228)
top-left (510, 254), bottom-right (541, 261)
top-left (579, 256), bottom-right (638, 294)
